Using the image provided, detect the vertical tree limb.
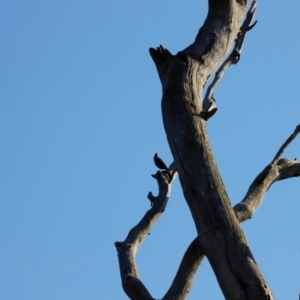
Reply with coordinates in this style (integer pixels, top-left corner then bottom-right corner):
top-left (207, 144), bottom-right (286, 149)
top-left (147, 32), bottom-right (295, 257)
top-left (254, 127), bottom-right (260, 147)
top-left (116, 1), bottom-right (299, 299)
top-left (151, 1), bottom-right (274, 299)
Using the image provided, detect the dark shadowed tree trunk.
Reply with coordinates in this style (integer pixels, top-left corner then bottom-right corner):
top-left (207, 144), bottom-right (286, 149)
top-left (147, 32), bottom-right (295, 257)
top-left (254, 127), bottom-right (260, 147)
top-left (115, 1), bottom-right (300, 299)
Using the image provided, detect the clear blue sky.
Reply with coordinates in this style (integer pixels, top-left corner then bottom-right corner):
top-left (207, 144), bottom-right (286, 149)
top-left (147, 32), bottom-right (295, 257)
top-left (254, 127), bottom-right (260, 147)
top-left (1, 1), bottom-right (299, 299)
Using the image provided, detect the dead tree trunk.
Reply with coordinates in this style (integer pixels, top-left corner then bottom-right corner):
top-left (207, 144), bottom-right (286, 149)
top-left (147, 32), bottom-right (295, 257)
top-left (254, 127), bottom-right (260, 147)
top-left (115, 1), bottom-right (300, 299)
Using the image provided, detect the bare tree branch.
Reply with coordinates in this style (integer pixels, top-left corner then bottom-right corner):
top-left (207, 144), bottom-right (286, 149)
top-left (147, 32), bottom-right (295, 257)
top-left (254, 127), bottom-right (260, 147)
top-left (163, 237), bottom-right (204, 300)
top-left (114, 124), bottom-right (300, 300)
top-left (164, 157), bottom-right (300, 299)
top-left (115, 159), bottom-right (177, 300)
top-left (234, 158), bottom-right (300, 223)
top-left (117, 1), bottom-right (299, 299)
top-left (276, 159), bottom-right (300, 181)
top-left (151, 1), bottom-right (252, 91)
top-left (151, 1), bottom-right (274, 298)
top-left (202, 1), bottom-right (257, 116)
top-left (234, 125), bottom-right (300, 223)
top-left (271, 124), bottom-right (300, 166)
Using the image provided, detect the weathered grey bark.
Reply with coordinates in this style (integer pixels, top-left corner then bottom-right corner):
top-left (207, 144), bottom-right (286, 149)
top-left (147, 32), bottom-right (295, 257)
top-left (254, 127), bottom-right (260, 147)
top-left (115, 163), bottom-right (177, 300)
top-left (115, 1), bottom-right (300, 299)
top-left (150, 1), bottom-right (273, 299)
top-left (234, 125), bottom-right (300, 222)
top-left (165, 128), bottom-right (300, 300)
top-left (115, 153), bottom-right (300, 300)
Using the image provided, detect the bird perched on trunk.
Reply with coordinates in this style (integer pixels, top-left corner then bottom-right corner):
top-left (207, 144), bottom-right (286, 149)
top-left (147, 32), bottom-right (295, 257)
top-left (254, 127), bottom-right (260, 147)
top-left (154, 153), bottom-right (168, 170)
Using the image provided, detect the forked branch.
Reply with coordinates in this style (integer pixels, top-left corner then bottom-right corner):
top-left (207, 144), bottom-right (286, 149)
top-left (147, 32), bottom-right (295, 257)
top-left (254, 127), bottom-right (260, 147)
top-left (271, 124), bottom-right (300, 166)
top-left (115, 123), bottom-right (300, 300)
top-left (132, 16), bottom-right (298, 295)
top-left (165, 124), bottom-right (300, 298)
top-left (234, 124), bottom-right (300, 223)
top-left (115, 127), bottom-right (300, 300)
top-left (203, 1), bottom-right (257, 115)
top-left (116, 0), bottom-right (298, 299)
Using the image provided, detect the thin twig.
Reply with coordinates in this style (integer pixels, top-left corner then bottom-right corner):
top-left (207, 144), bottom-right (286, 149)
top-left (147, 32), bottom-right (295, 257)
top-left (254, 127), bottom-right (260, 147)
top-left (271, 124), bottom-right (300, 166)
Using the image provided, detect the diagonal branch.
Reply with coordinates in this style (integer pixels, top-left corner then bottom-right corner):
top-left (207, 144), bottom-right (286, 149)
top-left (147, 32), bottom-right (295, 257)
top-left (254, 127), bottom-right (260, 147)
top-left (162, 158), bottom-right (300, 300)
top-left (164, 125), bottom-right (300, 299)
top-left (202, 1), bottom-right (257, 115)
top-left (119, 1), bottom-right (288, 299)
top-left (234, 124), bottom-right (300, 223)
top-left (162, 237), bottom-right (204, 300)
top-left (271, 124), bottom-right (300, 166)
top-left (115, 158), bottom-right (177, 300)
top-left (114, 123), bottom-right (300, 300)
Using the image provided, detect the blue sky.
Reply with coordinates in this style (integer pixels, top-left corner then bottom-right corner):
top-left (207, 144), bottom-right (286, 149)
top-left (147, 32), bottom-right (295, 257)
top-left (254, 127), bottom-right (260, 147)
top-left (1, 1), bottom-right (299, 299)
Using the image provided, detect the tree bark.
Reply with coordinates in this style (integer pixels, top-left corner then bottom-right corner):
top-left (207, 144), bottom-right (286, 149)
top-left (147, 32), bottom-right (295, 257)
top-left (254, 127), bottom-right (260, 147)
top-left (150, 1), bottom-right (273, 299)
top-left (116, 1), bottom-right (300, 299)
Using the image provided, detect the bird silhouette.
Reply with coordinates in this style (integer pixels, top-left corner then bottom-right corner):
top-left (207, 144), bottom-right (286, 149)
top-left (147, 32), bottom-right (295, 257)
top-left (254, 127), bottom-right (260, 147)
top-left (154, 153), bottom-right (168, 170)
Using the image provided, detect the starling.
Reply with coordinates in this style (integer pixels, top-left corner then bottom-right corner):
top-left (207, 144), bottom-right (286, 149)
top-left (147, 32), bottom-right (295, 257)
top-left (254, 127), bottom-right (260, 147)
top-left (154, 153), bottom-right (168, 170)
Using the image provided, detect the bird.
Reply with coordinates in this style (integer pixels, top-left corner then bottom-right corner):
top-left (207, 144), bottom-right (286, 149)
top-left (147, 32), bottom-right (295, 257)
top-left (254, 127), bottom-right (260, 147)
top-left (154, 153), bottom-right (168, 170)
